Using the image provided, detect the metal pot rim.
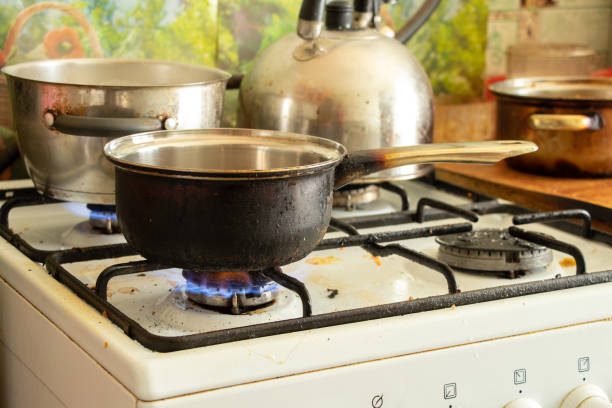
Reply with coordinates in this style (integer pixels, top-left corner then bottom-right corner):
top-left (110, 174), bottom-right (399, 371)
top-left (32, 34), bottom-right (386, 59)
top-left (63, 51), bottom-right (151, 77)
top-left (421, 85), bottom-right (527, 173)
top-left (1, 58), bottom-right (232, 88)
top-left (489, 77), bottom-right (612, 103)
top-left (104, 128), bottom-right (348, 180)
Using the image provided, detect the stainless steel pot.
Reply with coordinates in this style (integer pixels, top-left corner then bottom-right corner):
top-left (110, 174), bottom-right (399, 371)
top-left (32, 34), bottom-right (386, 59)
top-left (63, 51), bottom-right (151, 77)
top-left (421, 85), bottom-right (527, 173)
top-left (104, 128), bottom-right (536, 271)
top-left (490, 77), bottom-right (612, 177)
top-left (2, 59), bottom-right (231, 203)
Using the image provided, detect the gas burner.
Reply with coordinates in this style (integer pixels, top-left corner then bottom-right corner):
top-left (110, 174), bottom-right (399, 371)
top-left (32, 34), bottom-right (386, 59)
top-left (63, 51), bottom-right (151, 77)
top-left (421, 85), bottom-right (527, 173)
top-left (333, 184), bottom-right (380, 210)
top-left (182, 269), bottom-right (279, 315)
top-left (436, 229), bottom-right (553, 278)
top-left (86, 204), bottom-right (120, 234)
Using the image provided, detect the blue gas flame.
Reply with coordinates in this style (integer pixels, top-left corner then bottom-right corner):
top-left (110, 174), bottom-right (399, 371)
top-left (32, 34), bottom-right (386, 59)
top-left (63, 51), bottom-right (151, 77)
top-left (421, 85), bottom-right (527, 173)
top-left (88, 210), bottom-right (118, 223)
top-left (62, 202), bottom-right (117, 222)
top-left (184, 275), bottom-right (279, 299)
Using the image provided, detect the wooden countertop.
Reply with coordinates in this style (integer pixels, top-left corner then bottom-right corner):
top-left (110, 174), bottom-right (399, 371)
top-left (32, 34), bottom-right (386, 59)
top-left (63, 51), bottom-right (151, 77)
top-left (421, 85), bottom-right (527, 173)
top-left (435, 162), bottom-right (612, 232)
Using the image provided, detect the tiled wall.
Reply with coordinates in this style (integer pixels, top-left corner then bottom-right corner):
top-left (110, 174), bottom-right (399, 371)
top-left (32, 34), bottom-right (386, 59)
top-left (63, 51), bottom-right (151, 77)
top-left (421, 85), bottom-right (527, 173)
top-left (485, 0), bottom-right (612, 77)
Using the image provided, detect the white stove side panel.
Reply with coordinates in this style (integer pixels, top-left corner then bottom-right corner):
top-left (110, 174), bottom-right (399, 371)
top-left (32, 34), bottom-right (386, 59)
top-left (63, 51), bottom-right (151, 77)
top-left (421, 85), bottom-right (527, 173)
top-left (139, 319), bottom-right (612, 408)
top-left (1, 342), bottom-right (66, 408)
top-left (0, 278), bottom-right (136, 408)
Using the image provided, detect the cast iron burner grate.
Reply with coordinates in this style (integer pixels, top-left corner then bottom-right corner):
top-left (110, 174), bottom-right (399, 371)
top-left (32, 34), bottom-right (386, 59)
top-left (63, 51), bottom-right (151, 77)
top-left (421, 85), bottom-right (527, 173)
top-left (0, 188), bottom-right (123, 262)
top-left (43, 193), bottom-right (612, 352)
top-left (3, 180), bottom-right (612, 352)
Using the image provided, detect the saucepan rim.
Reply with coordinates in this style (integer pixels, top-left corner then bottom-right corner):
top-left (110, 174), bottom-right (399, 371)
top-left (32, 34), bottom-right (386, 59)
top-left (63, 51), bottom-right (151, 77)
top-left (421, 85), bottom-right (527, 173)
top-left (103, 128), bottom-right (348, 180)
top-left (1, 58), bottom-right (232, 88)
top-left (489, 77), bottom-right (612, 102)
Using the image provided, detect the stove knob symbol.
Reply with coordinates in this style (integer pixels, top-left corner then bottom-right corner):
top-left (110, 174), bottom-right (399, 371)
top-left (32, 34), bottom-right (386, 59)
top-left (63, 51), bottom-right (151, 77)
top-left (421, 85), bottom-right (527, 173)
top-left (371, 394), bottom-right (383, 408)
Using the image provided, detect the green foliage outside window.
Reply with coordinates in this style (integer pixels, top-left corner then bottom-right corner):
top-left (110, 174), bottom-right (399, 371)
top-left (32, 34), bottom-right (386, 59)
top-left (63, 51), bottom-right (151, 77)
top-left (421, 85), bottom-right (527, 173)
top-left (394, 0), bottom-right (488, 98)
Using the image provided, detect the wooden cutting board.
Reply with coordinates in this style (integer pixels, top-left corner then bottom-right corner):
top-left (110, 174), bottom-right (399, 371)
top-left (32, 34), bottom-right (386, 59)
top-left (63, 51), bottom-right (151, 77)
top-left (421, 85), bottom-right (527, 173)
top-left (435, 162), bottom-right (612, 232)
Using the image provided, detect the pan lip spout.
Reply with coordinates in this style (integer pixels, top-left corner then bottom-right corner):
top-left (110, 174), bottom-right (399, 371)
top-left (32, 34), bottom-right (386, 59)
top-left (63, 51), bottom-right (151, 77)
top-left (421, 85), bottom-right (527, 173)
top-left (104, 128), bottom-right (347, 180)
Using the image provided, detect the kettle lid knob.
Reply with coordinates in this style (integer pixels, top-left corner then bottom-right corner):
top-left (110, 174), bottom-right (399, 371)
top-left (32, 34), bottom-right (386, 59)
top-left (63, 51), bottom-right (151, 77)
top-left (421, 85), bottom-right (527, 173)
top-left (325, 1), bottom-right (353, 30)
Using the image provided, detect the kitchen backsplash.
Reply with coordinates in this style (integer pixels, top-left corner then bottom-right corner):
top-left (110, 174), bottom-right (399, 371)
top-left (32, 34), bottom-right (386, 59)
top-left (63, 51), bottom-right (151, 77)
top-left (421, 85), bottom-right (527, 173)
top-left (486, 0), bottom-right (612, 77)
top-left (2, 1), bottom-right (611, 93)
top-left (1, 0), bottom-right (610, 151)
top-left (0, 0), bottom-right (488, 98)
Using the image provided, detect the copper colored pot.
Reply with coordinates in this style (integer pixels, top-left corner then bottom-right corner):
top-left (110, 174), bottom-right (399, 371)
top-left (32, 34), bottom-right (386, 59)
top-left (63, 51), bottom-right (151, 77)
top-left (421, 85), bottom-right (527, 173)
top-left (490, 78), bottom-right (612, 177)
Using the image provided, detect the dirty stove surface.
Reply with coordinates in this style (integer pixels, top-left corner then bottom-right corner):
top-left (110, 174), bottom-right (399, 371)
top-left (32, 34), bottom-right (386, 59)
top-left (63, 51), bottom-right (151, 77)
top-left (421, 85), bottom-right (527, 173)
top-left (3, 178), bottom-right (612, 406)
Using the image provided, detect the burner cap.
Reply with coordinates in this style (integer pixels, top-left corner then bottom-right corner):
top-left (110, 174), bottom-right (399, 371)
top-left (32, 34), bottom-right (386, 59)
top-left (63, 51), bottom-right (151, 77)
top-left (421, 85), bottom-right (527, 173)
top-left (86, 204), bottom-right (120, 234)
top-left (333, 184), bottom-right (380, 209)
top-left (182, 269), bottom-right (279, 314)
top-left (436, 229), bottom-right (553, 276)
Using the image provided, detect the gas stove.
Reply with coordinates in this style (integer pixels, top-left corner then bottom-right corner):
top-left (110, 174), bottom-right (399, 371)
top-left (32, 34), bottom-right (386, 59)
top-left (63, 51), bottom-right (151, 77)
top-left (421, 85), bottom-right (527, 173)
top-left (2, 176), bottom-right (612, 408)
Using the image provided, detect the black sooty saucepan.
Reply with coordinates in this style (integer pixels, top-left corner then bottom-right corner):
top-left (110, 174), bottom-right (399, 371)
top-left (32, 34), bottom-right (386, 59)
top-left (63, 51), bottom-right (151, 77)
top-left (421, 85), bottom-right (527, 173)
top-left (103, 129), bottom-right (537, 271)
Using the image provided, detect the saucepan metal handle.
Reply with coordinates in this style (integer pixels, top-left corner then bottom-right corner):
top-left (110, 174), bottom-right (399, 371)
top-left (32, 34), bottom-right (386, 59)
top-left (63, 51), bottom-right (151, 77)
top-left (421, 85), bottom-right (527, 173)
top-left (45, 112), bottom-right (176, 137)
top-left (528, 113), bottom-right (603, 132)
top-left (333, 140), bottom-right (538, 189)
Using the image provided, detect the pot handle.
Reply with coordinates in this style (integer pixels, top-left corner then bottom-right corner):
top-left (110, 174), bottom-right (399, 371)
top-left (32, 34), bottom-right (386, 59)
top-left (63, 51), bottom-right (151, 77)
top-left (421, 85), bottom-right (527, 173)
top-left (333, 140), bottom-right (538, 189)
top-left (528, 113), bottom-right (603, 132)
top-left (45, 113), bottom-right (171, 137)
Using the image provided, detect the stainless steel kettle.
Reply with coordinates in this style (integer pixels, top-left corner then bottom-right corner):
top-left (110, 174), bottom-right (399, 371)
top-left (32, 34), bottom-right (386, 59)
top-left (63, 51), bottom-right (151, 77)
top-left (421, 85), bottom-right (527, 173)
top-left (239, 0), bottom-right (439, 182)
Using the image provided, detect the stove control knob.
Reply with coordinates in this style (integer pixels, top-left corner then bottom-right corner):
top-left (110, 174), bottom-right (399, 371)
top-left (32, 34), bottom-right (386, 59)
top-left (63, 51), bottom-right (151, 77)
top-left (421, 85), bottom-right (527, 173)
top-left (504, 397), bottom-right (542, 407)
top-left (560, 384), bottom-right (612, 408)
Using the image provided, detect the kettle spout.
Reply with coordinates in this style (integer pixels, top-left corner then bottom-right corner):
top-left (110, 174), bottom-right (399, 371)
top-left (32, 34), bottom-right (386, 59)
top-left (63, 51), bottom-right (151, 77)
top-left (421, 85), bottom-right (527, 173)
top-left (298, 0), bottom-right (326, 40)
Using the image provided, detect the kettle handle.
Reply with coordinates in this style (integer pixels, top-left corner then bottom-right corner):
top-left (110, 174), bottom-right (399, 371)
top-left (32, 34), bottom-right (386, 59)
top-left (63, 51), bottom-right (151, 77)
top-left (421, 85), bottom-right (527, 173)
top-left (394, 0), bottom-right (441, 43)
top-left (297, 0), bottom-right (326, 40)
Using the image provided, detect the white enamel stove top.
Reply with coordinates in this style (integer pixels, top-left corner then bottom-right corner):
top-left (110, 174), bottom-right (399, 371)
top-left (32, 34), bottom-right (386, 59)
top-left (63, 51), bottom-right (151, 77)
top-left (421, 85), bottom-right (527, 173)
top-left (2, 179), bottom-right (612, 408)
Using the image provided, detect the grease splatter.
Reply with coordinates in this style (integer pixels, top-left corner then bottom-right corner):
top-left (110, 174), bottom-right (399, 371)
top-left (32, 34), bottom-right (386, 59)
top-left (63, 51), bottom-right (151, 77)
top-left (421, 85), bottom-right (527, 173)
top-left (118, 287), bottom-right (140, 294)
top-left (306, 256), bottom-right (341, 265)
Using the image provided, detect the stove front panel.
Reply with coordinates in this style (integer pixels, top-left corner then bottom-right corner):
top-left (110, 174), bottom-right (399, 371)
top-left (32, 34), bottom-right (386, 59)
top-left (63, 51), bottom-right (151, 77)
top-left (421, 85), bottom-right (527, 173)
top-left (141, 319), bottom-right (612, 408)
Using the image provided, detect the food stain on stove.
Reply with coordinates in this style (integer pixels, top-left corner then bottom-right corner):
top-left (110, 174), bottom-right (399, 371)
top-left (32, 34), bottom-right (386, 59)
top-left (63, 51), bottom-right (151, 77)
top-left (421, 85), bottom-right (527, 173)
top-left (118, 287), bottom-right (140, 295)
top-left (559, 257), bottom-right (577, 267)
top-left (245, 299), bottom-right (277, 315)
top-left (307, 272), bottom-right (335, 288)
top-left (306, 256), bottom-right (341, 265)
top-left (327, 288), bottom-right (339, 299)
top-left (363, 254), bottom-right (382, 266)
